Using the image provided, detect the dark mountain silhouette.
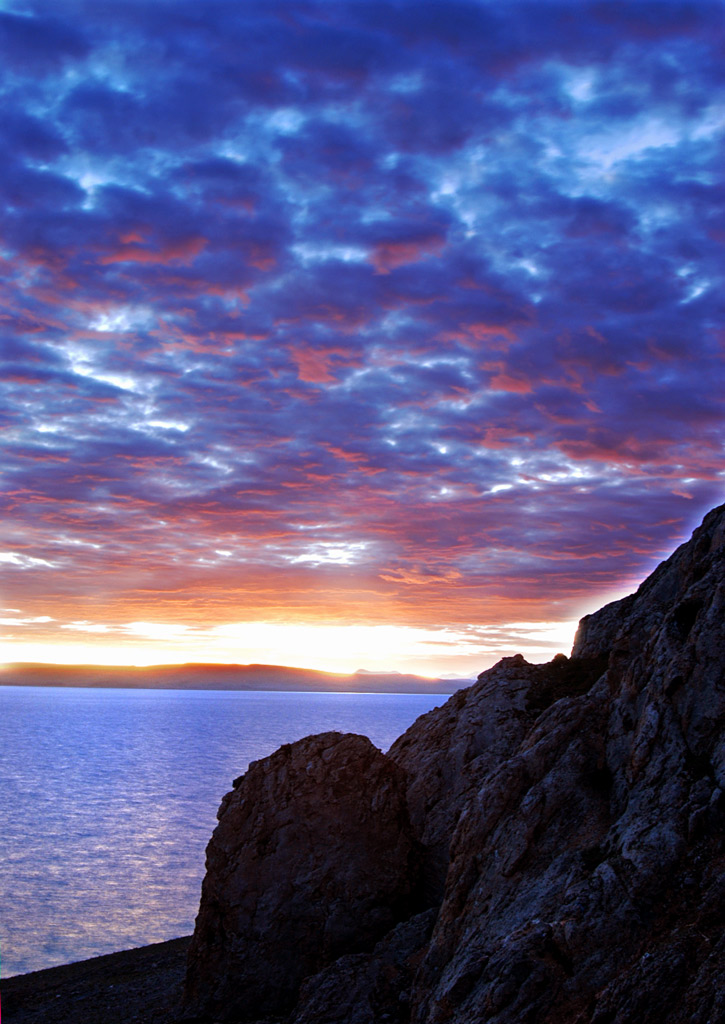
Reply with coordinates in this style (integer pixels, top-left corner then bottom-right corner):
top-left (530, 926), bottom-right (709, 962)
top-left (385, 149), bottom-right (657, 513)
top-left (0, 661), bottom-right (466, 694)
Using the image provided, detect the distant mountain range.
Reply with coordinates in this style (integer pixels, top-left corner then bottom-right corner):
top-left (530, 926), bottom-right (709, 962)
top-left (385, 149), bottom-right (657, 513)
top-left (0, 661), bottom-right (469, 694)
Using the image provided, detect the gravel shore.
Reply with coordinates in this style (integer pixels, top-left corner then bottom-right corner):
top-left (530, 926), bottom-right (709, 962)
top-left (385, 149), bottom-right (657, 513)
top-left (2, 937), bottom-right (191, 1024)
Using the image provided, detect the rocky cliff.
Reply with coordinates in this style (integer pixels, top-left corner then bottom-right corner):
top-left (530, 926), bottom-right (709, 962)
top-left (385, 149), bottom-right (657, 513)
top-left (182, 503), bottom-right (725, 1024)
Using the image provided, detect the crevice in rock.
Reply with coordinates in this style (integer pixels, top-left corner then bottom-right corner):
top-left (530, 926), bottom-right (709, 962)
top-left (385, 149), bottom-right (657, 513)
top-left (525, 654), bottom-right (609, 712)
top-left (672, 597), bottom-right (703, 638)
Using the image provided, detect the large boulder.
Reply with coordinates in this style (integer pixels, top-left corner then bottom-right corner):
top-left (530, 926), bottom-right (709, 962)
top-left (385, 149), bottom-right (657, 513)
top-left (182, 731), bottom-right (420, 1022)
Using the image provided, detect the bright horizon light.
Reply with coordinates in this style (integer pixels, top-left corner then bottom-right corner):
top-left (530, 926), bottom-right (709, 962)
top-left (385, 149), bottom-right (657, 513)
top-left (0, 617), bottom-right (581, 678)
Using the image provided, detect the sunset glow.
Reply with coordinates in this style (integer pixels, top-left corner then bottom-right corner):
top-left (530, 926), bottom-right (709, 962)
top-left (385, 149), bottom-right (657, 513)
top-left (0, 617), bottom-right (584, 677)
top-left (1, 2), bottom-right (723, 677)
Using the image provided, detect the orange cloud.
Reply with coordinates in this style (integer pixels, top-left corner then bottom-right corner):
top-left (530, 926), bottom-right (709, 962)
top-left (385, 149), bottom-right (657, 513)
top-left (379, 566), bottom-right (463, 586)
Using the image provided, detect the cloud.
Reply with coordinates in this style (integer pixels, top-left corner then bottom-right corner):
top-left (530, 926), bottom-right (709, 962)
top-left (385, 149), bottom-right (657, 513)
top-left (0, 9), bottom-right (88, 70)
top-left (1, 1), bottom-right (724, 667)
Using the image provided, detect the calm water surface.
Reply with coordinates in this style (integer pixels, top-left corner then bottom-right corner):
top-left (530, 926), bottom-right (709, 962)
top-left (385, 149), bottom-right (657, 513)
top-left (0, 685), bottom-right (447, 977)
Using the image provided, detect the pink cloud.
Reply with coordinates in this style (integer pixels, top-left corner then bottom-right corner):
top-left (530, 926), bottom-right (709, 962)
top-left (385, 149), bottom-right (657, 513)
top-left (370, 234), bottom-right (445, 274)
top-left (288, 347), bottom-right (336, 383)
top-left (99, 237), bottom-right (207, 266)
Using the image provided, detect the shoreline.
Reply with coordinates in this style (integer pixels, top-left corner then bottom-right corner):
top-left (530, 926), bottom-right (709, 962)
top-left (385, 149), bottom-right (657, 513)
top-left (2, 936), bottom-right (191, 1024)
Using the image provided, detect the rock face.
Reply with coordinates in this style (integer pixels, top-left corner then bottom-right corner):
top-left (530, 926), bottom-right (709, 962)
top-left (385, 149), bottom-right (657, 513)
top-left (183, 732), bottom-right (420, 1022)
top-left (183, 503), bottom-right (725, 1024)
top-left (387, 651), bottom-right (607, 904)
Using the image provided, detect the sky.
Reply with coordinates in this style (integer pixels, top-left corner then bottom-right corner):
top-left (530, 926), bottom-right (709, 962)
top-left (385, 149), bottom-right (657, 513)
top-left (1, 0), bottom-right (724, 678)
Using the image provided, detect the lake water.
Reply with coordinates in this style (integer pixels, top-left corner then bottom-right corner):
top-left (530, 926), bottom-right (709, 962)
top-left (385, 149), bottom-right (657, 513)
top-left (0, 685), bottom-right (448, 978)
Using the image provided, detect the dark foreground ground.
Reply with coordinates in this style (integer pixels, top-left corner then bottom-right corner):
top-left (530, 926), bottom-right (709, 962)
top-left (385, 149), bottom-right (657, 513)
top-left (2, 938), bottom-right (191, 1024)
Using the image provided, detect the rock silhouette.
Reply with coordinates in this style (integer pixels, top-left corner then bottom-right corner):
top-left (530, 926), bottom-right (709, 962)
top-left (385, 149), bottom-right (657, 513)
top-left (182, 503), bottom-right (725, 1023)
top-left (183, 732), bottom-right (420, 1021)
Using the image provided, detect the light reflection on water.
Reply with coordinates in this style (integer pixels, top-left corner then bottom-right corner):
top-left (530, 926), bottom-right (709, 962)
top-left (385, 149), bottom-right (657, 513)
top-left (0, 685), bottom-right (447, 977)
